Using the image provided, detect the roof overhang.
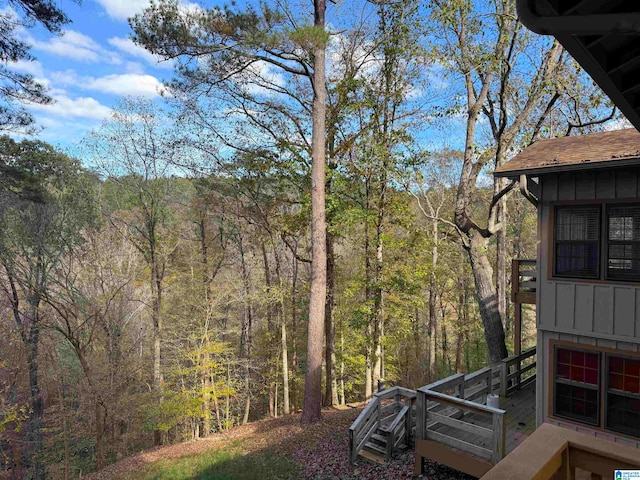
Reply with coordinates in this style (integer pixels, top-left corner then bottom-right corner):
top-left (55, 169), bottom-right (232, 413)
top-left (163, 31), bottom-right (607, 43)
top-left (494, 128), bottom-right (640, 178)
top-left (516, 0), bottom-right (640, 131)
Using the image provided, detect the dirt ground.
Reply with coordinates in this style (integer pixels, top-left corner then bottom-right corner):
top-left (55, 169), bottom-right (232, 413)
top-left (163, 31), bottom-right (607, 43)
top-left (86, 405), bottom-right (473, 480)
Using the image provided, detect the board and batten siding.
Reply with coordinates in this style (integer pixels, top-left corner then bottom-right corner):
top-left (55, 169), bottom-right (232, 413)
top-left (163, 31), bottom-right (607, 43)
top-left (537, 169), bottom-right (640, 339)
top-left (535, 169), bottom-right (640, 447)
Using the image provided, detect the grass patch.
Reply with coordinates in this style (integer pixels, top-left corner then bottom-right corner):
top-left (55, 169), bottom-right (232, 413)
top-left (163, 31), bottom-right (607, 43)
top-left (124, 440), bottom-right (300, 480)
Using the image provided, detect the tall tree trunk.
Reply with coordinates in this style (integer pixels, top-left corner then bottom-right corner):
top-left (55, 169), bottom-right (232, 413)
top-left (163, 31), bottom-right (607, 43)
top-left (324, 231), bottom-right (338, 406)
top-left (202, 351), bottom-right (211, 437)
top-left (466, 230), bottom-right (509, 364)
top-left (372, 152), bottom-right (387, 388)
top-left (262, 243), bottom-right (276, 418)
top-left (290, 253), bottom-right (299, 412)
top-left (496, 189), bottom-right (507, 331)
top-left (455, 276), bottom-right (466, 372)
top-left (428, 282), bottom-right (438, 382)
top-left (301, 0), bottom-right (327, 424)
top-left (364, 178), bottom-right (373, 400)
top-left (339, 323), bottom-right (346, 405)
top-left (150, 240), bottom-right (164, 446)
top-left (25, 292), bottom-right (45, 480)
top-left (199, 215), bottom-right (212, 437)
top-left (58, 383), bottom-right (70, 480)
top-left (372, 214), bottom-right (384, 388)
top-left (239, 237), bottom-right (253, 425)
top-left (95, 399), bottom-right (106, 470)
top-left (281, 318), bottom-right (290, 415)
top-left (428, 216), bottom-right (439, 382)
top-left (274, 246), bottom-right (290, 415)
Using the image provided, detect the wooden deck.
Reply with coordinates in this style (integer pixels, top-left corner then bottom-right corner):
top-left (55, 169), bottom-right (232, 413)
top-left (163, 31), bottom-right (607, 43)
top-left (428, 380), bottom-right (536, 456)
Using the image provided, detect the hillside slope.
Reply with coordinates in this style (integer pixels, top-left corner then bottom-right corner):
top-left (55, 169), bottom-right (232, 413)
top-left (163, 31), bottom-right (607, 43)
top-left (86, 405), bottom-right (471, 480)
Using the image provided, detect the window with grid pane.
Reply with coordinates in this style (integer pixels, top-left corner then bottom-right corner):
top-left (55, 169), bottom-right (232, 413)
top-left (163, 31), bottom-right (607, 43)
top-left (607, 205), bottom-right (640, 280)
top-left (606, 355), bottom-right (640, 438)
top-left (554, 206), bottom-right (600, 278)
top-left (554, 347), bottom-right (600, 426)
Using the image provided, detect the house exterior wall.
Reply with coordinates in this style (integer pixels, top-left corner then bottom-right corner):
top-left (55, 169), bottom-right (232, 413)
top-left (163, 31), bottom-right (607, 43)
top-left (534, 168), bottom-right (640, 444)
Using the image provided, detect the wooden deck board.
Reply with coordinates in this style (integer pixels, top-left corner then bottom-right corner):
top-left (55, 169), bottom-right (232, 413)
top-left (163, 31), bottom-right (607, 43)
top-left (427, 381), bottom-right (537, 457)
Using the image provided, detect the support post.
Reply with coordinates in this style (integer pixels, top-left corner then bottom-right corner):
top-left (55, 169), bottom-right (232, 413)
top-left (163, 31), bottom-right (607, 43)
top-left (514, 303), bottom-right (522, 357)
top-left (405, 398), bottom-right (412, 447)
top-left (500, 361), bottom-right (508, 398)
top-left (491, 412), bottom-right (505, 464)
top-left (416, 390), bottom-right (425, 441)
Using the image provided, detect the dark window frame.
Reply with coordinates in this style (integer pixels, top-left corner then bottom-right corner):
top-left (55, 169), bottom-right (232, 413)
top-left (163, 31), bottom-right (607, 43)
top-left (605, 204), bottom-right (640, 281)
top-left (553, 345), bottom-right (601, 427)
top-left (549, 340), bottom-right (640, 440)
top-left (553, 205), bottom-right (601, 279)
top-left (605, 353), bottom-right (640, 438)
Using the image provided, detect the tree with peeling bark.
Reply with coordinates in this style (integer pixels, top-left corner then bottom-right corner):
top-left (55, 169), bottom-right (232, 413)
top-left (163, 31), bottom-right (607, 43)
top-left (428, 0), bottom-right (617, 364)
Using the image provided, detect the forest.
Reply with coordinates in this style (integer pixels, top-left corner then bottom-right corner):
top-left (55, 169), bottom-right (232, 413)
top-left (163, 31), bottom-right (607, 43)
top-left (0, 0), bottom-right (622, 478)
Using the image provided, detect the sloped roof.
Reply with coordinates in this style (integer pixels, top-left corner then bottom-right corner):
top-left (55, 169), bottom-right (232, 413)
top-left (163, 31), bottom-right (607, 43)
top-left (494, 128), bottom-right (640, 178)
top-left (517, 0), bottom-right (640, 132)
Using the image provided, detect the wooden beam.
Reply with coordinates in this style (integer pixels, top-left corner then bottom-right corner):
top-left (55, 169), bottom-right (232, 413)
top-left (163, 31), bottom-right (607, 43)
top-left (415, 439), bottom-right (494, 478)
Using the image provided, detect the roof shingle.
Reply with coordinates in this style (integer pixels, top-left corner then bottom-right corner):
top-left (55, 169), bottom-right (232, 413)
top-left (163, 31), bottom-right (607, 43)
top-left (494, 128), bottom-right (640, 178)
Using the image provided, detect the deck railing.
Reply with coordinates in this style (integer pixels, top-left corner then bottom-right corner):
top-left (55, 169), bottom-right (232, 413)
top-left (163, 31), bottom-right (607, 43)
top-left (499, 346), bottom-right (537, 397)
top-left (348, 386), bottom-right (416, 463)
top-left (512, 258), bottom-right (537, 304)
top-left (481, 423), bottom-right (640, 480)
top-left (416, 371), bottom-right (506, 471)
top-left (414, 347), bottom-right (536, 477)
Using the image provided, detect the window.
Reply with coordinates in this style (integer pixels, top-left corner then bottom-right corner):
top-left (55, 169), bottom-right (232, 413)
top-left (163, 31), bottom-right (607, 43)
top-left (554, 346), bottom-right (600, 425)
top-left (552, 343), bottom-right (640, 439)
top-left (554, 206), bottom-right (600, 278)
top-left (607, 205), bottom-right (640, 280)
top-left (606, 355), bottom-right (640, 437)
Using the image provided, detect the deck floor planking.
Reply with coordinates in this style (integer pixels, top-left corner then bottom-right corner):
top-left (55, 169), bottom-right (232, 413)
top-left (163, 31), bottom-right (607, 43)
top-left (427, 381), bottom-right (537, 459)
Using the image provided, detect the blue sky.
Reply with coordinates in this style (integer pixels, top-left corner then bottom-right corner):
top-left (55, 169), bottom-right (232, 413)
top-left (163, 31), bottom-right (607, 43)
top-left (8, 0), bottom-right (197, 148)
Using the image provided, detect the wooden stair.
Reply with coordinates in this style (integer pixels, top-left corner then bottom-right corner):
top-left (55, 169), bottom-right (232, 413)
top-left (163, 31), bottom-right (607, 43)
top-left (358, 429), bottom-right (408, 464)
top-left (348, 386), bottom-right (416, 465)
top-left (359, 429), bottom-right (389, 464)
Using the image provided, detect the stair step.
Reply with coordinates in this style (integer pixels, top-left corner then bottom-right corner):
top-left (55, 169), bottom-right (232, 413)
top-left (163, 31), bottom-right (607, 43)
top-left (371, 433), bottom-right (387, 444)
top-left (364, 441), bottom-right (387, 456)
top-left (358, 449), bottom-right (387, 464)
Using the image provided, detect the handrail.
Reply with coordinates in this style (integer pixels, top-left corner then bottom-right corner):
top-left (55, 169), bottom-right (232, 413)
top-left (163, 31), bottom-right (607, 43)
top-left (423, 390), bottom-right (505, 416)
top-left (385, 405), bottom-right (409, 433)
top-left (349, 386), bottom-right (416, 463)
top-left (422, 373), bottom-right (465, 393)
top-left (384, 405), bottom-right (409, 459)
top-left (499, 346), bottom-right (536, 397)
top-left (480, 423), bottom-right (640, 479)
top-left (418, 389), bottom-right (506, 465)
top-left (511, 258), bottom-right (536, 304)
top-left (349, 396), bottom-right (380, 463)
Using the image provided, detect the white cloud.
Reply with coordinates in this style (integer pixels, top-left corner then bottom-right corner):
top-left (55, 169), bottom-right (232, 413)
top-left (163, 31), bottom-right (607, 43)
top-left (29, 94), bottom-right (112, 120)
top-left (50, 69), bottom-right (80, 87)
top-left (48, 68), bottom-right (163, 97)
top-left (97, 0), bottom-right (201, 22)
top-left (10, 59), bottom-right (44, 77)
top-left (86, 73), bottom-right (163, 97)
top-left (108, 37), bottom-right (173, 69)
top-left (29, 30), bottom-right (121, 64)
top-left (95, 0), bottom-right (152, 21)
top-left (125, 61), bottom-right (145, 74)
